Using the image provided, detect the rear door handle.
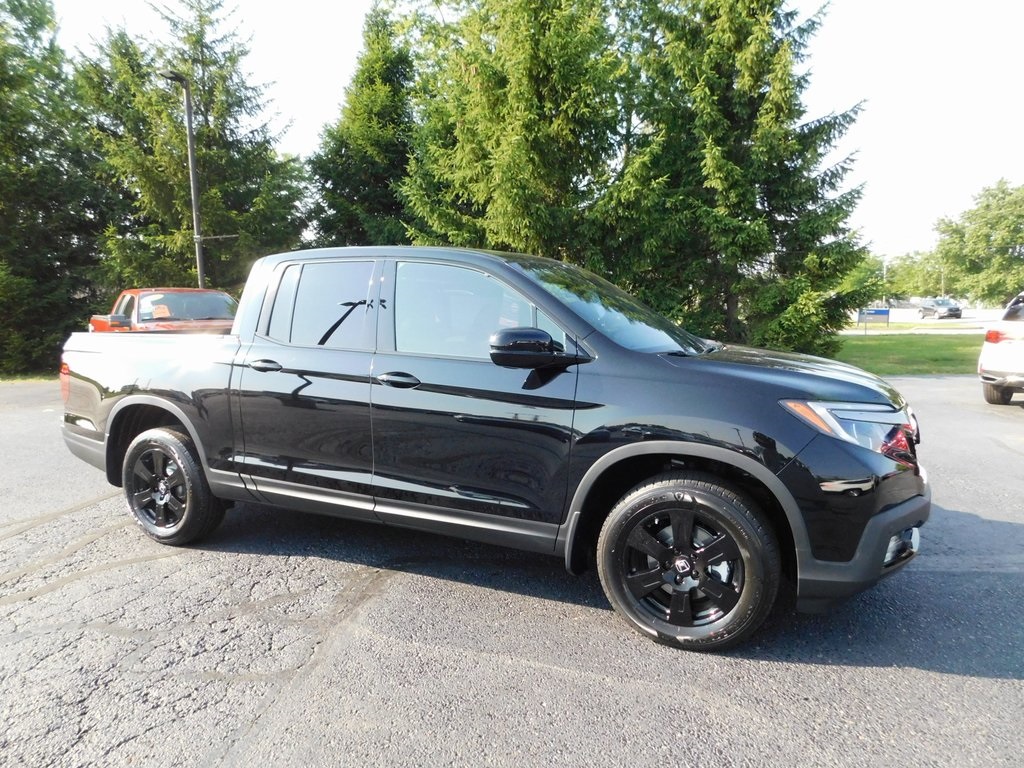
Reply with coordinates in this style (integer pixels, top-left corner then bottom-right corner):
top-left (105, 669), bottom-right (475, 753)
top-left (375, 371), bottom-right (421, 388)
top-left (249, 359), bottom-right (283, 373)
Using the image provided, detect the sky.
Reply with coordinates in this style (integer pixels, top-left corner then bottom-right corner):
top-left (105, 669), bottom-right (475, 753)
top-left (49, 0), bottom-right (1024, 259)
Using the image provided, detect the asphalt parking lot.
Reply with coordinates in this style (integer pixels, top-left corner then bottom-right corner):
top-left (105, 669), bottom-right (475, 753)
top-left (1, 376), bottom-right (1022, 767)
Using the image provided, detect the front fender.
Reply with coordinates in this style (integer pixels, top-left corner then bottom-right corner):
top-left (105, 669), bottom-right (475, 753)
top-left (555, 440), bottom-right (813, 577)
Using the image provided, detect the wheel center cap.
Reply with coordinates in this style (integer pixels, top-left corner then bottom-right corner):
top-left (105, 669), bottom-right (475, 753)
top-left (158, 480), bottom-right (169, 495)
top-left (673, 556), bottom-right (692, 575)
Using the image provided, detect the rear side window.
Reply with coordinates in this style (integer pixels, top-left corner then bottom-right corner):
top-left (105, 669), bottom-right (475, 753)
top-left (267, 261), bottom-right (376, 349)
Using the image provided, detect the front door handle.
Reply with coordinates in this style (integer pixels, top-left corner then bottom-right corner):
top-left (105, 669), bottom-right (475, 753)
top-left (375, 371), bottom-right (421, 388)
top-left (249, 359), bottom-right (283, 373)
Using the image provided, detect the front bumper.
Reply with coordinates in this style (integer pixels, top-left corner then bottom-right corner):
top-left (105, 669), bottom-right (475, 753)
top-left (795, 487), bottom-right (931, 613)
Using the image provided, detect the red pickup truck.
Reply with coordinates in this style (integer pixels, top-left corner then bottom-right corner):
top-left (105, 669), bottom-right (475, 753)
top-left (89, 288), bottom-right (238, 333)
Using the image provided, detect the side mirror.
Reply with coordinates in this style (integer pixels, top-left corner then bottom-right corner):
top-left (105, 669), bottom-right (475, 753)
top-left (91, 314), bottom-right (131, 331)
top-left (489, 327), bottom-right (588, 370)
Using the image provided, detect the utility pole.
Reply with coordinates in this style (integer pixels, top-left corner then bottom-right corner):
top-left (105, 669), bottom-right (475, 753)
top-left (159, 69), bottom-right (206, 288)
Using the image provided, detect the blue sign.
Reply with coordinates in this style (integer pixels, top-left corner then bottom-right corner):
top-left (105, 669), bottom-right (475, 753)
top-left (857, 308), bottom-right (890, 325)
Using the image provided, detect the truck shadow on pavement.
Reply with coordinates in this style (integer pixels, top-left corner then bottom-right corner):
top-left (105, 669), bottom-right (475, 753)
top-left (201, 500), bottom-right (1023, 681)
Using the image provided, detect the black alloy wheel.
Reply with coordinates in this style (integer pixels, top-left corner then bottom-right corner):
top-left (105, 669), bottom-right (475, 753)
top-left (130, 446), bottom-right (186, 528)
top-left (122, 428), bottom-right (224, 545)
top-left (597, 471), bottom-right (780, 651)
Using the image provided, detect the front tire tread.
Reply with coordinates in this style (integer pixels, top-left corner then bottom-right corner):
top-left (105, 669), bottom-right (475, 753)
top-left (596, 471), bottom-right (780, 652)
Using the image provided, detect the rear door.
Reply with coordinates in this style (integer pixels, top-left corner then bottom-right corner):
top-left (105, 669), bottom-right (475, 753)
top-left (369, 258), bottom-right (578, 546)
top-left (234, 257), bottom-right (381, 519)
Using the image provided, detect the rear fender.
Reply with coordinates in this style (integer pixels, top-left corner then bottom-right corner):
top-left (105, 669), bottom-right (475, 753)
top-left (105, 396), bottom-right (209, 484)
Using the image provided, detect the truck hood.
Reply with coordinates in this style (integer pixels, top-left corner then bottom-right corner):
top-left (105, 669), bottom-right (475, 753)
top-left (660, 343), bottom-right (906, 408)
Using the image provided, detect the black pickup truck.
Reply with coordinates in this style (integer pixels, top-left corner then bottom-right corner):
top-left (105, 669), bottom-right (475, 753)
top-left (61, 246), bottom-right (930, 650)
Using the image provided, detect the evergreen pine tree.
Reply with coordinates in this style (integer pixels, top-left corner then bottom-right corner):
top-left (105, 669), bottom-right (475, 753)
top-left (309, 6), bottom-right (414, 246)
top-left (0, 0), bottom-right (113, 372)
top-left (401, 0), bottom-right (618, 260)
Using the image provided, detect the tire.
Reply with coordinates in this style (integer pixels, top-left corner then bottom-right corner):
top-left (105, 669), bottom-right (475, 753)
top-left (982, 383), bottom-right (1013, 405)
top-left (597, 471), bottom-right (780, 651)
top-left (122, 428), bottom-right (225, 545)
top-left (918, 309), bottom-right (927, 319)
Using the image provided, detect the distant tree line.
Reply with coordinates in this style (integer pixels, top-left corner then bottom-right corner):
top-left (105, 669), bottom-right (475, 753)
top-left (4, 0), bottom-right (960, 375)
top-left (865, 181), bottom-right (1024, 306)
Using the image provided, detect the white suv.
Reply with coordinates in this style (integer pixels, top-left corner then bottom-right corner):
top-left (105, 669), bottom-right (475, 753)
top-left (978, 292), bottom-right (1024, 404)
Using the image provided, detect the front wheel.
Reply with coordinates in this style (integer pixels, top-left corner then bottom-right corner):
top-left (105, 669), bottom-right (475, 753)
top-left (982, 383), bottom-right (1013, 405)
top-left (597, 472), bottom-right (780, 651)
top-left (122, 428), bottom-right (224, 545)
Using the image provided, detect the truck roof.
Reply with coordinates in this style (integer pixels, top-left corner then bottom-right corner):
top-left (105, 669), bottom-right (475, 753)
top-left (255, 245), bottom-right (549, 272)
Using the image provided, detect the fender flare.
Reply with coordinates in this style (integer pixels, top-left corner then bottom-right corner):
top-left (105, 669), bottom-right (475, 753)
top-left (105, 394), bottom-right (212, 480)
top-left (555, 440), bottom-right (812, 574)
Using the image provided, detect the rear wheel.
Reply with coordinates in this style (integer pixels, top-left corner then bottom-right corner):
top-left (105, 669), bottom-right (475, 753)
top-left (597, 471), bottom-right (780, 651)
top-left (982, 383), bottom-right (1013, 405)
top-left (122, 428), bottom-right (224, 545)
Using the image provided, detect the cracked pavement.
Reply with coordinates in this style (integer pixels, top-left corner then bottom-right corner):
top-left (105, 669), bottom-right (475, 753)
top-left (1, 378), bottom-right (1022, 767)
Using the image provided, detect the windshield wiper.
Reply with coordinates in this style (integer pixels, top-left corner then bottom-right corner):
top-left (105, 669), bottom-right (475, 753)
top-left (664, 340), bottom-right (722, 357)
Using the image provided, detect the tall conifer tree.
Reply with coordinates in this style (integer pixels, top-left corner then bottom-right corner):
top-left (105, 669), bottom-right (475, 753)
top-left (309, 6), bottom-right (414, 246)
top-left (0, 0), bottom-right (111, 372)
top-left (401, 0), bottom-right (618, 260)
top-left (599, 0), bottom-right (867, 353)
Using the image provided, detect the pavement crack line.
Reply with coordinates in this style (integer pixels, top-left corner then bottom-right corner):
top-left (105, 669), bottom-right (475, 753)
top-left (0, 491), bottom-right (120, 540)
top-left (0, 520), bottom-right (133, 586)
top-left (211, 565), bottom-right (399, 768)
top-left (0, 551), bottom-right (183, 607)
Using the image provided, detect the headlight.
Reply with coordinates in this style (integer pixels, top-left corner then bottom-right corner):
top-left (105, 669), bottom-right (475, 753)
top-left (780, 400), bottom-right (918, 466)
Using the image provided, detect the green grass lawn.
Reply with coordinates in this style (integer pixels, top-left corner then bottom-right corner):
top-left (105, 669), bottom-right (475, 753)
top-left (848, 320), bottom-right (982, 332)
top-left (834, 333), bottom-right (981, 376)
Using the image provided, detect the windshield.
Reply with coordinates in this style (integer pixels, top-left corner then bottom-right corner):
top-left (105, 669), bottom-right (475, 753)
top-left (509, 257), bottom-right (712, 354)
top-left (139, 291), bottom-right (238, 322)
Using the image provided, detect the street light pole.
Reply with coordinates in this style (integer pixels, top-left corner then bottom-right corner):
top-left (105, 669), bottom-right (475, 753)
top-left (159, 69), bottom-right (205, 289)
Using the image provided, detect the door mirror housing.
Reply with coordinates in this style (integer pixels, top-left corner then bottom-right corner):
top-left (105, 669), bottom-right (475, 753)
top-left (489, 327), bottom-right (589, 370)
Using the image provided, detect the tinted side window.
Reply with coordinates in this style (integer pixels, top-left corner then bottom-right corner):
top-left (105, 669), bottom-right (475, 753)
top-left (268, 264), bottom-right (300, 341)
top-left (268, 261), bottom-right (375, 349)
top-left (395, 262), bottom-right (539, 359)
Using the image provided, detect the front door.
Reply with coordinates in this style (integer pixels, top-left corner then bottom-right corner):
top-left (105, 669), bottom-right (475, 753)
top-left (370, 259), bottom-right (578, 542)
